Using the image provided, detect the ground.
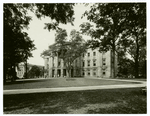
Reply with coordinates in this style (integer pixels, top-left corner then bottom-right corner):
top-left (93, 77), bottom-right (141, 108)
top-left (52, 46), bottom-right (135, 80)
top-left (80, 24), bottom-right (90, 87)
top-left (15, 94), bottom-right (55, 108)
top-left (3, 78), bottom-right (147, 114)
top-left (4, 78), bottom-right (141, 90)
top-left (4, 88), bottom-right (146, 114)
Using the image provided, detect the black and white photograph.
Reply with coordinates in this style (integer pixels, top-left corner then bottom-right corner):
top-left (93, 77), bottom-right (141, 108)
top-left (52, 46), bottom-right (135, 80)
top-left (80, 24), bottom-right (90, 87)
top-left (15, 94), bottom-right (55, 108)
top-left (3, 0), bottom-right (147, 114)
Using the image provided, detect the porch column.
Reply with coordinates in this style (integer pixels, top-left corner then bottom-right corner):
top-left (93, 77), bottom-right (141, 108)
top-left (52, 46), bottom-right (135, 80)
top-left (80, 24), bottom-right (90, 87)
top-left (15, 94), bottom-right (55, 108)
top-left (61, 68), bottom-right (63, 77)
top-left (84, 69), bottom-right (87, 77)
top-left (49, 69), bottom-right (52, 78)
top-left (54, 69), bottom-right (57, 78)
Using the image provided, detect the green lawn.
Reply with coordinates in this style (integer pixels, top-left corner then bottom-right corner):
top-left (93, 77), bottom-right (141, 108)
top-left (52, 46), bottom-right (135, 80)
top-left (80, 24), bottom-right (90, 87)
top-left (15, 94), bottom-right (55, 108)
top-left (4, 78), bottom-right (141, 90)
top-left (4, 88), bottom-right (147, 114)
top-left (116, 78), bottom-right (147, 81)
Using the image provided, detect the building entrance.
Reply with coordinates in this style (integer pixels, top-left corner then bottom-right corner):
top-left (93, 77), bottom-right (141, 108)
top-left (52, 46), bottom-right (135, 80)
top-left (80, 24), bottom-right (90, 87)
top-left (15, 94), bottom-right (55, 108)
top-left (57, 69), bottom-right (61, 77)
top-left (52, 69), bottom-right (55, 77)
top-left (63, 69), bottom-right (66, 77)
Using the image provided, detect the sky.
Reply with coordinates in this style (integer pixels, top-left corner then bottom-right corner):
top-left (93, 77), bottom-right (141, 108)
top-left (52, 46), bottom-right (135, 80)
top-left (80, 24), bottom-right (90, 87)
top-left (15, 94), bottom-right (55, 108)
top-left (1, 0), bottom-right (149, 66)
top-left (24, 4), bottom-right (92, 66)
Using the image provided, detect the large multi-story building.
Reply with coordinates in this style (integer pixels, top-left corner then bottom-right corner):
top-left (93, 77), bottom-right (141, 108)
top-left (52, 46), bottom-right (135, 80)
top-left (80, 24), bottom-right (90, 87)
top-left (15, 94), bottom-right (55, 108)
top-left (43, 47), bottom-right (118, 78)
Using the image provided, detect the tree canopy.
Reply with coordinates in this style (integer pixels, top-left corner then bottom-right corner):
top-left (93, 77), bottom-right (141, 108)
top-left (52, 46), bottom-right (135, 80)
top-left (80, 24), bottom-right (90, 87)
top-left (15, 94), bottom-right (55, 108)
top-left (4, 3), bottom-right (75, 82)
top-left (27, 65), bottom-right (41, 78)
top-left (4, 4), bottom-right (36, 82)
top-left (80, 3), bottom-right (146, 78)
top-left (41, 29), bottom-right (87, 77)
top-left (35, 3), bottom-right (75, 30)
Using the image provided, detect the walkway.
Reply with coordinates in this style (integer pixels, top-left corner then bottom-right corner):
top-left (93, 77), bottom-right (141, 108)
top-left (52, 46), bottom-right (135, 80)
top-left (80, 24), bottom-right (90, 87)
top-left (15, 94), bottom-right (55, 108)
top-left (3, 78), bottom-right (146, 95)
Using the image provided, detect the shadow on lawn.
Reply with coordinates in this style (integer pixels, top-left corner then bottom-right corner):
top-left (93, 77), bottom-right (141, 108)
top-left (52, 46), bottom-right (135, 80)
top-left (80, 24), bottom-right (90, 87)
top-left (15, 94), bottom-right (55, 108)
top-left (4, 88), bottom-right (146, 114)
top-left (4, 78), bottom-right (78, 85)
top-left (4, 79), bottom-right (48, 85)
top-left (4, 78), bottom-right (141, 88)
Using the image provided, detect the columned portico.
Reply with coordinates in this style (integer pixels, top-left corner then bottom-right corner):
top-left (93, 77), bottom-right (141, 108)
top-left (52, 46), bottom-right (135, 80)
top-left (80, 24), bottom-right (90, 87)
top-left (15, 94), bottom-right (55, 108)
top-left (43, 48), bottom-right (117, 78)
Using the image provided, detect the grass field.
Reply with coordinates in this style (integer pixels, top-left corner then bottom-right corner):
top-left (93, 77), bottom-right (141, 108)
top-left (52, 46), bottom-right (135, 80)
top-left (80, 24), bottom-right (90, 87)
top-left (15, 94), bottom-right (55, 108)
top-left (4, 78), bottom-right (141, 90)
top-left (116, 78), bottom-right (147, 81)
top-left (4, 88), bottom-right (147, 114)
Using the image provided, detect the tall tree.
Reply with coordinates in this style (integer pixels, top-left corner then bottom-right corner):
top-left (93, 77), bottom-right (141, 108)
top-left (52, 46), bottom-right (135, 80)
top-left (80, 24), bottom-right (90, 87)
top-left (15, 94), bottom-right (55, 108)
top-left (4, 3), bottom-right (75, 82)
top-left (27, 65), bottom-right (41, 78)
top-left (4, 4), bottom-right (36, 82)
top-left (80, 3), bottom-right (146, 78)
top-left (80, 4), bottom-right (125, 78)
top-left (119, 3), bottom-right (146, 78)
top-left (41, 29), bottom-right (87, 77)
top-left (118, 57), bottom-right (135, 77)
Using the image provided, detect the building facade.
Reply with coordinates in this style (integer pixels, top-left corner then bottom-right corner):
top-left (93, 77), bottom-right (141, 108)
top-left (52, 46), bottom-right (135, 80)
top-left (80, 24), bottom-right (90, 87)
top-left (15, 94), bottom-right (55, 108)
top-left (43, 48), bottom-right (117, 78)
top-left (16, 63), bottom-right (25, 78)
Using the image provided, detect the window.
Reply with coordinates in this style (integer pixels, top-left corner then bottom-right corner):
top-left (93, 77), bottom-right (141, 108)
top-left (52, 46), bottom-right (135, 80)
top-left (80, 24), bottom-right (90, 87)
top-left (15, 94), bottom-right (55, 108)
top-left (93, 59), bottom-right (96, 66)
top-left (82, 70), bottom-right (85, 76)
top-left (93, 72), bottom-right (96, 76)
top-left (87, 60), bottom-right (90, 66)
top-left (103, 72), bottom-right (105, 75)
top-left (87, 69), bottom-right (90, 76)
top-left (93, 52), bottom-right (96, 56)
top-left (88, 53), bottom-right (90, 57)
top-left (102, 58), bottom-right (106, 61)
top-left (47, 64), bottom-right (49, 69)
top-left (82, 61), bottom-right (85, 67)
top-left (93, 69), bottom-right (97, 76)
top-left (103, 63), bottom-right (106, 65)
top-left (58, 61), bottom-right (61, 66)
top-left (83, 72), bottom-right (85, 76)
top-left (102, 58), bottom-right (106, 65)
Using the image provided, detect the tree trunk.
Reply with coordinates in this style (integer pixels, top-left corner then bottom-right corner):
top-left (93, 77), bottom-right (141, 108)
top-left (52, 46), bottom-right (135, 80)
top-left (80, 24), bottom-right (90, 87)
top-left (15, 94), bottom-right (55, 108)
top-left (69, 69), bottom-right (71, 78)
top-left (11, 65), bottom-right (17, 82)
top-left (135, 38), bottom-right (139, 78)
top-left (25, 61), bottom-right (28, 78)
top-left (66, 69), bottom-right (72, 78)
top-left (66, 69), bottom-right (69, 78)
top-left (135, 59), bottom-right (139, 78)
top-left (112, 40), bottom-right (116, 78)
top-left (3, 64), bottom-right (7, 84)
top-left (112, 49), bottom-right (116, 78)
top-left (3, 70), bottom-right (6, 84)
